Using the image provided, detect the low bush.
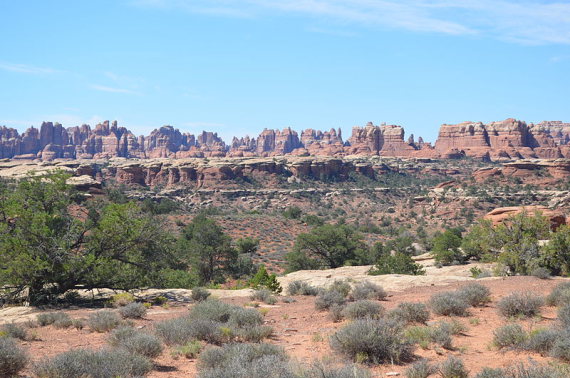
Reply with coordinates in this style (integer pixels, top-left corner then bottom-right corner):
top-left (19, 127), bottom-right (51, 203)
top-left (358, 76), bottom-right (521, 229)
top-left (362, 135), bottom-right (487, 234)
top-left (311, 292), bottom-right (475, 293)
top-left (342, 300), bottom-right (384, 320)
top-left (493, 324), bottom-right (528, 349)
top-left (475, 367), bottom-right (506, 378)
top-left (189, 299), bottom-right (233, 323)
top-left (405, 359), bottom-right (436, 378)
top-left (155, 317), bottom-right (197, 345)
top-left (387, 302), bottom-right (430, 325)
top-left (546, 282), bottom-right (570, 306)
top-left (437, 319), bottom-right (467, 336)
top-left (33, 348), bottom-right (152, 377)
top-left (109, 292), bottom-right (135, 307)
top-left (1, 323), bottom-right (28, 340)
top-left (227, 307), bottom-right (264, 329)
top-left (237, 326), bottom-right (274, 342)
top-left (531, 267), bottom-right (551, 280)
top-left (72, 319), bottom-right (85, 330)
top-left (315, 290), bottom-right (347, 311)
top-left (108, 327), bottom-right (163, 358)
top-left (329, 280), bottom-right (352, 298)
top-left (350, 281), bottom-right (387, 301)
top-left (87, 310), bottom-right (122, 332)
top-left (287, 281), bottom-right (318, 296)
top-left (439, 355), bottom-right (468, 378)
top-left (430, 323), bottom-right (453, 350)
top-left (304, 362), bottom-right (372, 378)
top-left (558, 304), bottom-right (570, 327)
top-left (404, 326), bottom-right (433, 349)
top-left (429, 292), bottom-right (469, 316)
top-left (119, 302), bottom-right (147, 319)
top-left (506, 361), bottom-right (567, 378)
top-left (330, 304), bottom-right (346, 322)
top-left (250, 289), bottom-right (277, 305)
top-left (497, 292), bottom-right (544, 318)
top-left (36, 312), bottom-right (72, 328)
top-left (0, 337), bottom-right (28, 376)
top-left (457, 283), bottom-right (491, 307)
top-left (551, 336), bottom-right (570, 361)
top-left (192, 287), bottom-right (211, 302)
top-left (330, 319), bottom-right (414, 364)
top-left (526, 328), bottom-right (559, 354)
top-left (197, 343), bottom-right (291, 378)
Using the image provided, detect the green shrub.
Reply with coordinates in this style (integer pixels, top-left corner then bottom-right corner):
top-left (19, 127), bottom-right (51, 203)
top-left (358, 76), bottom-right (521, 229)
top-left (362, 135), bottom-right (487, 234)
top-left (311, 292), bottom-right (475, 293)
top-left (108, 327), bottom-right (163, 358)
top-left (475, 367), bottom-right (506, 378)
top-left (330, 319), bottom-right (414, 364)
top-left (33, 348), bottom-right (153, 377)
top-left (315, 290), bottom-right (347, 311)
top-left (457, 283), bottom-right (491, 307)
top-left (369, 253), bottom-right (425, 276)
top-left (493, 324), bottom-right (527, 349)
top-left (526, 328), bottom-right (559, 354)
top-left (87, 310), bottom-right (122, 332)
top-left (119, 302), bottom-right (147, 319)
top-left (0, 337), bottom-right (28, 376)
top-left (330, 304), bottom-right (346, 322)
top-left (109, 292), bottom-right (135, 307)
top-left (1, 323), bottom-right (27, 340)
top-left (558, 304), bottom-right (570, 327)
top-left (250, 289), bottom-right (277, 305)
top-left (341, 300), bottom-right (384, 320)
top-left (283, 206), bottom-right (302, 219)
top-left (155, 317), bottom-right (198, 345)
top-left (329, 280), bottom-right (352, 298)
top-left (429, 324), bottom-right (453, 350)
top-left (497, 292), bottom-right (544, 318)
top-left (403, 326), bottom-right (433, 349)
top-left (304, 362), bottom-right (372, 377)
top-left (438, 355), bottom-right (468, 378)
top-left (551, 335), bottom-right (570, 361)
top-left (387, 302), bottom-right (430, 325)
top-left (228, 307), bottom-right (264, 329)
top-left (546, 282), bottom-right (570, 306)
top-left (405, 359), bottom-right (436, 378)
top-left (189, 299), bottom-right (233, 323)
top-left (505, 361), bottom-right (567, 378)
top-left (172, 340), bottom-right (202, 359)
top-left (432, 229), bottom-right (464, 266)
top-left (249, 265), bottom-right (282, 294)
top-left (531, 267), bottom-right (551, 280)
top-left (350, 281), bottom-right (387, 301)
top-left (197, 343), bottom-right (291, 378)
top-left (37, 312), bottom-right (72, 327)
top-left (287, 281), bottom-right (318, 296)
top-left (192, 287), bottom-right (211, 302)
top-left (429, 292), bottom-right (469, 316)
top-left (237, 326), bottom-right (274, 342)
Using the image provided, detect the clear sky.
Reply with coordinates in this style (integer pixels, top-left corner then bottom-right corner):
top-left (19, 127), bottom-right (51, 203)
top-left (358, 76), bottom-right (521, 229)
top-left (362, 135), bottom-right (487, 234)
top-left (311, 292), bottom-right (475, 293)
top-left (1, 0), bottom-right (569, 143)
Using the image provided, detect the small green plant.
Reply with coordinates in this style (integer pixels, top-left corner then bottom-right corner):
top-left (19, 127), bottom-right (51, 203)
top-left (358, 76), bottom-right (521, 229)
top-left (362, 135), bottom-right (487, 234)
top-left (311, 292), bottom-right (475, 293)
top-left (526, 328), bottom-right (558, 354)
top-left (1, 324), bottom-right (28, 340)
top-left (249, 265), bottom-right (282, 294)
top-left (109, 292), bottom-right (135, 307)
top-left (493, 324), bottom-right (528, 349)
top-left (171, 340), bottom-right (202, 359)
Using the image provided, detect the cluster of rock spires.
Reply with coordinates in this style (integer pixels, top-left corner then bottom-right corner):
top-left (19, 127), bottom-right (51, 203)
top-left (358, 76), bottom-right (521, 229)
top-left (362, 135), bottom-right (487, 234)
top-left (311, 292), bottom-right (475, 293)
top-left (1, 118), bottom-right (569, 161)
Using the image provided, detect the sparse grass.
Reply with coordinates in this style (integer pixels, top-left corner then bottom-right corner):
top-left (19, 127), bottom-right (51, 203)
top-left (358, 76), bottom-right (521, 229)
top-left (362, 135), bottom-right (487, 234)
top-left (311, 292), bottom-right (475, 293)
top-left (330, 319), bottom-right (414, 364)
top-left (33, 348), bottom-right (153, 377)
top-left (118, 302), bottom-right (147, 319)
top-left (87, 310), bottom-right (122, 333)
top-left (350, 281), bottom-right (387, 301)
top-left (387, 302), bottom-right (430, 325)
top-left (457, 283), bottom-right (491, 307)
top-left (497, 292), bottom-right (544, 318)
top-left (429, 292), bottom-right (469, 316)
top-left (341, 300), bottom-right (384, 320)
top-left (0, 337), bottom-right (28, 376)
top-left (172, 340), bottom-right (203, 359)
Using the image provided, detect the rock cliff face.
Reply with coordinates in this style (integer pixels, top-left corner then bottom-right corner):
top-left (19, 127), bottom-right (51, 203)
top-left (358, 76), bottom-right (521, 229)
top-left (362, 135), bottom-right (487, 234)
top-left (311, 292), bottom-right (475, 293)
top-left (1, 118), bottom-right (569, 161)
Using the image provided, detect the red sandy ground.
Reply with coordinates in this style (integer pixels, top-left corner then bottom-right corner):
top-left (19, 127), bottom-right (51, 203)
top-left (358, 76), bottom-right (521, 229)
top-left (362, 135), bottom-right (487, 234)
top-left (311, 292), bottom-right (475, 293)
top-left (17, 276), bottom-right (565, 377)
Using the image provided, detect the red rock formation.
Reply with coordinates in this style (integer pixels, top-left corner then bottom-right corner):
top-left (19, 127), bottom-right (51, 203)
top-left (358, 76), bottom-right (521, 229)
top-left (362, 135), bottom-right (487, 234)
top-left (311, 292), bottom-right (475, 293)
top-left (484, 206), bottom-right (566, 230)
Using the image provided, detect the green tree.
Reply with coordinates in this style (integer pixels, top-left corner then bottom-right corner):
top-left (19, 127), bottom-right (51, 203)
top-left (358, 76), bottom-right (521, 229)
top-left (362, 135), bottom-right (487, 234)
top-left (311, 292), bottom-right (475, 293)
top-left (179, 215), bottom-right (238, 284)
top-left (541, 225), bottom-right (570, 276)
top-left (0, 173), bottom-right (181, 305)
top-left (431, 228), bottom-right (464, 265)
top-left (285, 224), bottom-right (368, 271)
top-left (369, 253), bottom-right (425, 276)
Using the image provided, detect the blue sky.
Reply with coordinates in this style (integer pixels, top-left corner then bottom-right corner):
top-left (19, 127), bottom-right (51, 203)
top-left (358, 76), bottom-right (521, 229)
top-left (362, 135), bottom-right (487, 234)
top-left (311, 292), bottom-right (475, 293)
top-left (1, 0), bottom-right (569, 143)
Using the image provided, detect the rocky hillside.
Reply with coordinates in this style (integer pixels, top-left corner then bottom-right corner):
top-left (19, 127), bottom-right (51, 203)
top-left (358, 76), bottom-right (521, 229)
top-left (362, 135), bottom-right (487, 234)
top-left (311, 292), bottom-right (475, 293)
top-left (1, 118), bottom-right (570, 162)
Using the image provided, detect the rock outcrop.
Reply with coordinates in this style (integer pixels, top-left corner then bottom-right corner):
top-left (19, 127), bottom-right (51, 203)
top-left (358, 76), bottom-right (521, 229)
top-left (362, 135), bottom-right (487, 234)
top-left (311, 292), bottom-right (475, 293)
top-left (1, 118), bottom-right (569, 161)
top-left (484, 206), bottom-right (566, 230)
